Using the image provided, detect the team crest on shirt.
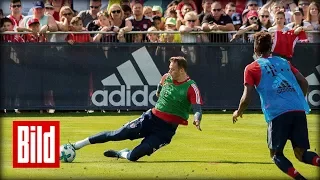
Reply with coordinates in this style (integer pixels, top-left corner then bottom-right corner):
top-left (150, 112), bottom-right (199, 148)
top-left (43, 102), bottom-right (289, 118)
top-left (143, 24), bottom-right (148, 29)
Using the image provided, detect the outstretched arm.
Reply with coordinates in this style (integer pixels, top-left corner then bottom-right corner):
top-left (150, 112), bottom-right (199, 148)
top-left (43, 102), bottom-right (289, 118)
top-left (233, 84), bottom-right (254, 123)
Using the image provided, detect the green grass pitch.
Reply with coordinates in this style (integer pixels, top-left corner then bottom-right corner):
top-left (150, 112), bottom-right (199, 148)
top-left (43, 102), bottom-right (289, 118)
top-left (1, 112), bottom-right (319, 179)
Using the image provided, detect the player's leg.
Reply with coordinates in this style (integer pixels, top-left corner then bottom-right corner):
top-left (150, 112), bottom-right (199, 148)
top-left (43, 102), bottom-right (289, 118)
top-left (291, 112), bottom-right (320, 167)
top-left (72, 110), bottom-right (152, 150)
top-left (105, 134), bottom-right (171, 161)
top-left (268, 112), bottom-right (306, 179)
top-left (104, 113), bottom-right (177, 161)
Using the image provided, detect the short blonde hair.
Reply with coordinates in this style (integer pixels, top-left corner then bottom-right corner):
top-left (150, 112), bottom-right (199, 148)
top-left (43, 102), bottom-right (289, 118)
top-left (70, 16), bottom-right (82, 25)
top-left (108, 4), bottom-right (124, 20)
top-left (97, 11), bottom-right (110, 18)
top-left (184, 11), bottom-right (197, 20)
top-left (147, 26), bottom-right (158, 32)
top-left (143, 6), bottom-right (152, 14)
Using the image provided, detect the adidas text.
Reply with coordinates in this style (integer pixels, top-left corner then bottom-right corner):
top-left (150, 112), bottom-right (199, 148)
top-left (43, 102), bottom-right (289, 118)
top-left (91, 85), bottom-right (157, 107)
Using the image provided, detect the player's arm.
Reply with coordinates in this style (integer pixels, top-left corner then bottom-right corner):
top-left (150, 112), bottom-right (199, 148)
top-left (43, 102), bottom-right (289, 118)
top-left (188, 84), bottom-right (203, 131)
top-left (233, 64), bottom-right (257, 123)
top-left (289, 62), bottom-right (308, 96)
top-left (156, 73), bottom-right (169, 97)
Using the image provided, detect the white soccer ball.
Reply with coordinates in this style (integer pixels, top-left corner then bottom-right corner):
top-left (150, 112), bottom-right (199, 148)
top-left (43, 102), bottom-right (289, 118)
top-left (60, 144), bottom-right (76, 163)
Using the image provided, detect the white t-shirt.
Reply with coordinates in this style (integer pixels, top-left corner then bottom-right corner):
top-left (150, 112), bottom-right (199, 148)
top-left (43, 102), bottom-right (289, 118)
top-left (268, 26), bottom-right (290, 32)
top-left (286, 21), bottom-right (311, 30)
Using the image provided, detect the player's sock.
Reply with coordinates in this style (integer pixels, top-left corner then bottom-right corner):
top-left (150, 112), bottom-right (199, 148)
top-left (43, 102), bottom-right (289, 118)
top-left (302, 151), bottom-right (320, 166)
top-left (73, 137), bottom-right (90, 150)
top-left (119, 151), bottom-right (129, 159)
top-left (273, 155), bottom-right (303, 179)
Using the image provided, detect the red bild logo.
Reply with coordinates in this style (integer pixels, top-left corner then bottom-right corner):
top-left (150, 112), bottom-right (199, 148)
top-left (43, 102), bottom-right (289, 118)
top-left (12, 121), bottom-right (60, 168)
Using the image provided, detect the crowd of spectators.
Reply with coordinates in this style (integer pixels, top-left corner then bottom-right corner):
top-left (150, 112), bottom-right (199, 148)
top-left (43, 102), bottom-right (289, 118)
top-left (0, 0), bottom-right (319, 43)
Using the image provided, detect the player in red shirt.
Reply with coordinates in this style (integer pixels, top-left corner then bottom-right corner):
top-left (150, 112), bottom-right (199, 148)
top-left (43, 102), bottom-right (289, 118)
top-left (0, 17), bottom-right (24, 42)
top-left (271, 27), bottom-right (308, 61)
top-left (66, 16), bottom-right (92, 44)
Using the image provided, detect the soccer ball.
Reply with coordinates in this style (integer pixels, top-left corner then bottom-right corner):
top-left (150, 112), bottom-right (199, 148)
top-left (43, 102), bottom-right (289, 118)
top-left (60, 144), bottom-right (76, 163)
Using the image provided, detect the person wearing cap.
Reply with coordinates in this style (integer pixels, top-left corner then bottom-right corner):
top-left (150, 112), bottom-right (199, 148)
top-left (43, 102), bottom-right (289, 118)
top-left (44, 2), bottom-right (54, 16)
top-left (163, 17), bottom-right (181, 43)
top-left (19, 1), bottom-right (58, 33)
top-left (231, 10), bottom-right (266, 42)
top-left (24, 18), bottom-right (46, 42)
top-left (286, 7), bottom-right (312, 31)
top-left (231, 12), bottom-right (242, 30)
top-left (152, 6), bottom-right (165, 30)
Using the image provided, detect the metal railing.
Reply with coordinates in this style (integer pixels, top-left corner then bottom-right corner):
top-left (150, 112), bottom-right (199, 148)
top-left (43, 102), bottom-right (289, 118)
top-left (1, 30), bottom-right (320, 43)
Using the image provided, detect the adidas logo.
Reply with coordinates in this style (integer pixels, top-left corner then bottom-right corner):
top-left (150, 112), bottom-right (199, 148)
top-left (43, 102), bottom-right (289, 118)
top-left (305, 65), bottom-right (320, 107)
top-left (91, 47), bottom-right (162, 107)
top-left (272, 74), bottom-right (296, 94)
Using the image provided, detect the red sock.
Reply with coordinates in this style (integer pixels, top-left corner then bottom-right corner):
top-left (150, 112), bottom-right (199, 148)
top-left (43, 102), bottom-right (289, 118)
top-left (312, 156), bottom-right (320, 166)
top-left (288, 167), bottom-right (300, 178)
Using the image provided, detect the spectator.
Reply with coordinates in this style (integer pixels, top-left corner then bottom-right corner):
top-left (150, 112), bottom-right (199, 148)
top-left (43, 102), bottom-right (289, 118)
top-left (305, 2), bottom-right (320, 30)
top-left (1, 17), bottom-right (24, 42)
top-left (268, 11), bottom-right (290, 32)
top-left (108, 4), bottom-right (132, 41)
top-left (246, 0), bottom-right (259, 11)
top-left (23, 18), bottom-right (46, 42)
top-left (298, 0), bottom-right (310, 20)
top-left (176, 0), bottom-right (198, 22)
top-left (57, 6), bottom-right (75, 31)
top-left (202, 1), bottom-right (235, 42)
top-left (164, 6), bottom-right (177, 19)
top-left (269, 1), bottom-right (292, 25)
top-left (176, 3), bottom-right (195, 30)
top-left (121, 5), bottom-right (132, 19)
top-left (147, 26), bottom-right (159, 43)
top-left (231, 12), bottom-right (242, 30)
top-left (258, 8), bottom-right (272, 29)
top-left (19, 1), bottom-right (58, 32)
top-left (50, 0), bottom-right (69, 21)
top-left (231, 10), bottom-right (266, 42)
top-left (225, 2), bottom-right (236, 17)
top-left (7, 0), bottom-right (24, 31)
top-left (152, 6), bottom-right (165, 29)
top-left (198, 0), bottom-right (213, 23)
top-left (180, 11), bottom-right (205, 63)
top-left (126, 1), bottom-right (152, 41)
top-left (152, 6), bottom-right (163, 18)
top-left (304, 2), bottom-right (320, 42)
top-left (163, 17), bottom-right (181, 43)
top-left (93, 11), bottom-right (118, 42)
top-left (286, 7), bottom-right (312, 31)
top-left (66, 17), bottom-right (93, 44)
top-left (242, 8), bottom-right (250, 25)
top-left (44, 2), bottom-right (55, 16)
top-left (143, 6), bottom-right (152, 18)
top-left (152, 16), bottom-right (162, 30)
top-left (77, 0), bottom-right (102, 28)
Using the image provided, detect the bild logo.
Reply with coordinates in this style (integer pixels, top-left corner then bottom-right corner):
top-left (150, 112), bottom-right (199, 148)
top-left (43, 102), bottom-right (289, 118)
top-left (92, 47), bottom-right (162, 107)
top-left (305, 65), bottom-right (320, 107)
top-left (12, 121), bottom-right (60, 168)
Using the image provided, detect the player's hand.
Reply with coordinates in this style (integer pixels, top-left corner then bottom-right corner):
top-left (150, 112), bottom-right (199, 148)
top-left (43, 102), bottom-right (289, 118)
top-left (232, 110), bottom-right (243, 124)
top-left (193, 119), bottom-right (202, 131)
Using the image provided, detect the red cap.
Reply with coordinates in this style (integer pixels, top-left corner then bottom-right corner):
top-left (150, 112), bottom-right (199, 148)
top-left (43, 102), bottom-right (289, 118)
top-left (28, 18), bottom-right (40, 26)
top-left (247, 10), bottom-right (258, 19)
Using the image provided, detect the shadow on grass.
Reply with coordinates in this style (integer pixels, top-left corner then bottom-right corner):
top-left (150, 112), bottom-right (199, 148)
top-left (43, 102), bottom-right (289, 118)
top-left (110, 160), bottom-right (274, 165)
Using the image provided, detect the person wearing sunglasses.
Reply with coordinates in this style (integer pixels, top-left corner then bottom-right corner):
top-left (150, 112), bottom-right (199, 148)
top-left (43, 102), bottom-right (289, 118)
top-left (77, 0), bottom-right (102, 28)
top-left (298, 0), bottom-right (310, 19)
top-left (231, 10), bottom-right (266, 42)
top-left (202, 1), bottom-right (234, 42)
top-left (7, 0), bottom-right (24, 31)
top-left (259, 8), bottom-right (272, 29)
top-left (246, 0), bottom-right (259, 11)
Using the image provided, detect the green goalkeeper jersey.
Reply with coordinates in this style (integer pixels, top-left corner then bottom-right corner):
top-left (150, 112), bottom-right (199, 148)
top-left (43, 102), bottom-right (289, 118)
top-left (155, 75), bottom-right (196, 120)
